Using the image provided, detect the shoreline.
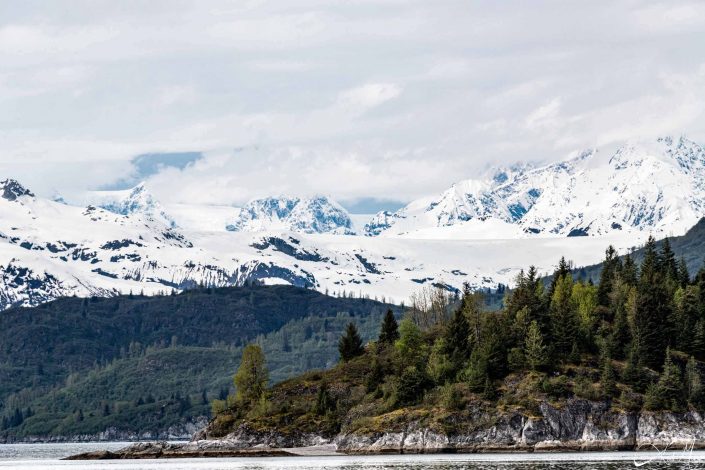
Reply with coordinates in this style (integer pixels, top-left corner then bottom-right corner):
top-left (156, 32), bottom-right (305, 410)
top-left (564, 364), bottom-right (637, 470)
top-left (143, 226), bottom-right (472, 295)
top-left (62, 439), bottom-right (705, 460)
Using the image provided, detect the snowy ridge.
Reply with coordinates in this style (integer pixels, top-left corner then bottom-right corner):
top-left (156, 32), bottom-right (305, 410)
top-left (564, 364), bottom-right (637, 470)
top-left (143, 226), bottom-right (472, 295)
top-left (369, 137), bottom-right (705, 238)
top-left (226, 196), bottom-right (355, 235)
top-left (0, 177), bottom-right (650, 310)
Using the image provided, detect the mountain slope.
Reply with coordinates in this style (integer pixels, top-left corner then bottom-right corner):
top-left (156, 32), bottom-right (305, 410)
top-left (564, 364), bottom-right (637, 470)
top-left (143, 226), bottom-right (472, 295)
top-left (573, 217), bottom-right (705, 283)
top-left (369, 136), bottom-right (705, 238)
top-left (0, 285), bottom-right (397, 439)
top-left (226, 196), bottom-right (355, 235)
top-left (2, 177), bottom-right (651, 309)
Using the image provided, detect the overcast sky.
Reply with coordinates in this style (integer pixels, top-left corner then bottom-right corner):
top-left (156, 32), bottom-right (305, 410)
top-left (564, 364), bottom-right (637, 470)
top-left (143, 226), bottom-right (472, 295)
top-left (2, 1), bottom-right (705, 210)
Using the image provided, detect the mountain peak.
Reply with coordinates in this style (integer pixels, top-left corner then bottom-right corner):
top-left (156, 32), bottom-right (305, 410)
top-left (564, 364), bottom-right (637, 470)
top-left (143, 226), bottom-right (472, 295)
top-left (1, 179), bottom-right (34, 202)
top-left (93, 183), bottom-right (177, 228)
top-left (227, 195), bottom-right (355, 235)
top-left (367, 136), bottom-right (705, 238)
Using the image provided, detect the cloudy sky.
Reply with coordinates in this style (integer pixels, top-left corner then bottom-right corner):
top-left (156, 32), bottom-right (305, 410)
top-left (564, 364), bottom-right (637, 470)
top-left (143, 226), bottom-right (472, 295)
top-left (2, 1), bottom-right (705, 211)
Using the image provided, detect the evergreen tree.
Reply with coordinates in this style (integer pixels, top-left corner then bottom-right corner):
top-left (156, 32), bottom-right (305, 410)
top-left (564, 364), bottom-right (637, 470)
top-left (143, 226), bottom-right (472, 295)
top-left (645, 349), bottom-right (686, 411)
top-left (378, 309), bottom-right (399, 345)
top-left (548, 257), bottom-right (571, 300)
top-left (633, 236), bottom-right (670, 369)
top-left (597, 246), bottom-right (620, 307)
top-left (550, 275), bottom-right (579, 360)
top-left (506, 267), bottom-right (545, 338)
top-left (619, 254), bottom-right (638, 286)
top-left (677, 257), bottom-right (690, 288)
top-left (600, 352), bottom-right (618, 398)
top-left (524, 320), bottom-right (547, 371)
top-left (464, 347), bottom-right (489, 392)
top-left (338, 323), bottom-right (365, 362)
top-left (658, 238), bottom-right (678, 282)
top-left (443, 306), bottom-right (471, 377)
top-left (234, 344), bottom-right (269, 405)
top-left (366, 355), bottom-right (385, 392)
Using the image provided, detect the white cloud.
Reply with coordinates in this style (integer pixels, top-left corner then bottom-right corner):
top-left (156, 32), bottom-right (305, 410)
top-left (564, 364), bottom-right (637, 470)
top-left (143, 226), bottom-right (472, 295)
top-left (1, 1), bottom-right (705, 204)
top-left (337, 83), bottom-right (402, 112)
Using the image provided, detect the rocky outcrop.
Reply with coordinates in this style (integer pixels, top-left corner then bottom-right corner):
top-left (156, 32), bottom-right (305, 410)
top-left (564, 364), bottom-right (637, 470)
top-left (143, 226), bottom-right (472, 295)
top-left (336, 400), bottom-right (705, 454)
top-left (67, 400), bottom-right (705, 459)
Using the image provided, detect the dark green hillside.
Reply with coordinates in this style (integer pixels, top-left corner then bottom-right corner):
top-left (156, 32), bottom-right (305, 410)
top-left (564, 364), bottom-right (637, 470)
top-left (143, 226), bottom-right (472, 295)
top-left (0, 285), bottom-right (397, 439)
top-left (574, 217), bottom-right (705, 283)
top-left (0, 285), bottom-right (388, 396)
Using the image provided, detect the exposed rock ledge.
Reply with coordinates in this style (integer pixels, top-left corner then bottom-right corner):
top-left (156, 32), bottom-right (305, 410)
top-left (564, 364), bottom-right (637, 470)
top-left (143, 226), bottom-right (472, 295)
top-left (67, 400), bottom-right (705, 459)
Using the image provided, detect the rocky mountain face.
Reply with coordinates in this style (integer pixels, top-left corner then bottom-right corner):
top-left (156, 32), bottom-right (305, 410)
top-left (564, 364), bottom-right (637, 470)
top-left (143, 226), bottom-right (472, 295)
top-left (367, 137), bottom-right (705, 238)
top-left (226, 196), bottom-right (355, 235)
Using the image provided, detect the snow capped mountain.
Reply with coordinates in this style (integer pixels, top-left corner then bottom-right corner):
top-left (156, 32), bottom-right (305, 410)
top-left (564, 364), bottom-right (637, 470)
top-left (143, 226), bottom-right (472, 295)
top-left (1, 135), bottom-right (704, 311)
top-left (368, 137), bottom-right (705, 238)
top-left (0, 177), bottom-right (651, 311)
top-left (226, 196), bottom-right (356, 235)
top-left (89, 183), bottom-right (177, 228)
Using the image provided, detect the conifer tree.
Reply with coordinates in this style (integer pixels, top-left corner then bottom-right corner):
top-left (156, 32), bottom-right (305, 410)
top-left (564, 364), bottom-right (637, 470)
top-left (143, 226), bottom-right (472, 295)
top-left (378, 309), bottom-right (399, 345)
top-left (677, 257), bottom-right (690, 288)
top-left (645, 349), bottom-right (685, 411)
top-left (597, 246), bottom-right (620, 307)
top-left (524, 320), bottom-right (547, 371)
top-left (658, 238), bottom-right (678, 282)
top-left (443, 307), bottom-right (471, 377)
top-left (338, 323), bottom-right (364, 362)
top-left (601, 356), bottom-right (618, 399)
top-left (620, 254), bottom-right (638, 286)
top-left (633, 236), bottom-right (670, 369)
top-left (550, 275), bottom-right (579, 360)
top-left (548, 257), bottom-right (571, 300)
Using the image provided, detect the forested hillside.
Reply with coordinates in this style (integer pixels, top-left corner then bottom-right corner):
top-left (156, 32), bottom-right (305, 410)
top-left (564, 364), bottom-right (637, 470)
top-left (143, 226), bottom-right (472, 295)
top-left (0, 285), bottom-right (397, 440)
top-left (573, 217), bottom-right (705, 283)
top-left (210, 236), bottom-right (705, 443)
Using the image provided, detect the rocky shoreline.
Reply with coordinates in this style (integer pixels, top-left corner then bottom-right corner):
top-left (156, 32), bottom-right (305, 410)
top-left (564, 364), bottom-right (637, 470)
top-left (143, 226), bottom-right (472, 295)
top-left (65, 400), bottom-right (705, 459)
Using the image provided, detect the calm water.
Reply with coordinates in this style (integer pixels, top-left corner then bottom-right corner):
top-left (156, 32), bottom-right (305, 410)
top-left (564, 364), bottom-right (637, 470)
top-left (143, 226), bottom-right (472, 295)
top-left (2, 443), bottom-right (705, 469)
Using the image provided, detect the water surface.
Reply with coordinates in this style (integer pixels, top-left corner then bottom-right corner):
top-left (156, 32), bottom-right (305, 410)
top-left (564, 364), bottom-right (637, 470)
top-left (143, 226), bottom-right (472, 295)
top-left (2, 443), bottom-right (705, 469)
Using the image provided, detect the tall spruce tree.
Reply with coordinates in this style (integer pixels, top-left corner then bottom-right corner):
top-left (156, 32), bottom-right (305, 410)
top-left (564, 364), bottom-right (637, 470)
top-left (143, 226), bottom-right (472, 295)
top-left (548, 257), bottom-right (571, 300)
top-left (658, 238), bottom-right (678, 282)
top-left (677, 257), bottom-right (690, 288)
top-left (633, 236), bottom-right (670, 369)
top-left (444, 306), bottom-right (471, 377)
top-left (597, 246), bottom-right (620, 307)
top-left (550, 274), bottom-right (579, 360)
top-left (378, 309), bottom-right (399, 344)
top-left (338, 323), bottom-right (364, 362)
top-left (619, 254), bottom-right (638, 286)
